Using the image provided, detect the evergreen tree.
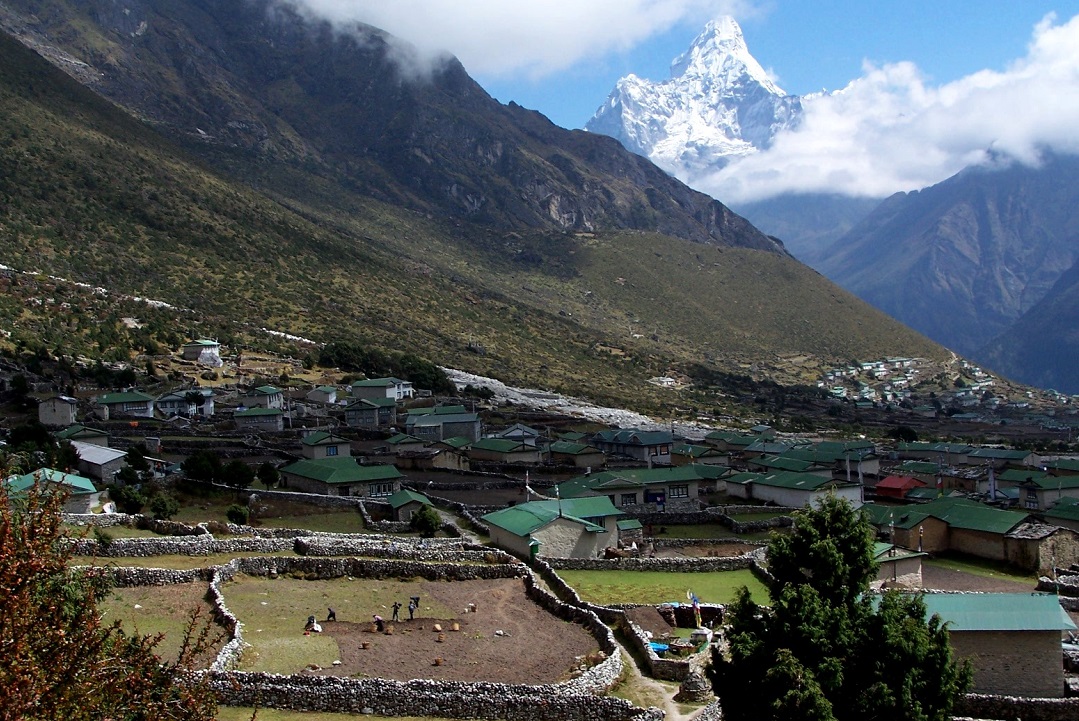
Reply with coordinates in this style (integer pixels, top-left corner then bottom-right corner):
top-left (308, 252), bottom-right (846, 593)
top-left (409, 504), bottom-right (441, 538)
top-left (711, 495), bottom-right (971, 721)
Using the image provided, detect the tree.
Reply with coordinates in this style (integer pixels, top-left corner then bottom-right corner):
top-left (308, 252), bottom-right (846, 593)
top-left (256, 462), bottom-right (279, 490)
top-left (225, 504), bottom-right (250, 525)
top-left (409, 504), bottom-right (441, 538)
top-left (180, 451), bottom-right (221, 485)
top-left (711, 495), bottom-right (971, 721)
top-left (0, 482), bottom-right (219, 719)
top-left (148, 494), bottom-right (179, 521)
top-left (109, 483), bottom-right (145, 515)
top-left (223, 460), bottom-right (255, 493)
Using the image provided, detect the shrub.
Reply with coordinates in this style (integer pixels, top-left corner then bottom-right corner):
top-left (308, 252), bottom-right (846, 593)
top-left (225, 505), bottom-right (250, 525)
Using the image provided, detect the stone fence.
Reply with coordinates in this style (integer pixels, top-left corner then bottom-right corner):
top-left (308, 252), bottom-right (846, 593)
top-left (955, 693), bottom-right (1079, 721)
top-left (546, 545), bottom-right (766, 574)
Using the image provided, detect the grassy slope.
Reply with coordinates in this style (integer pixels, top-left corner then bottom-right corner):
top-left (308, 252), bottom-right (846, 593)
top-left (0, 31), bottom-right (947, 414)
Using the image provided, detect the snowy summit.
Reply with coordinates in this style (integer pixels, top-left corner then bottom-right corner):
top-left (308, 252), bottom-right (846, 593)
top-left (586, 16), bottom-right (801, 183)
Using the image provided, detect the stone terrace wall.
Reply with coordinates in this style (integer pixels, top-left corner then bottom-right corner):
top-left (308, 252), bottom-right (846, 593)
top-left (546, 545), bottom-right (766, 573)
top-left (955, 693), bottom-right (1079, 721)
top-left (206, 673), bottom-right (663, 721)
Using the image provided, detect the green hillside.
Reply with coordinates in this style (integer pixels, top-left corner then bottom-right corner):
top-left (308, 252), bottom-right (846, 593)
top-left (0, 29), bottom-right (946, 415)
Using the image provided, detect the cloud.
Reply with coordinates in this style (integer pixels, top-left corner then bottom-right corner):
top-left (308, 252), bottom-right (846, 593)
top-left (289, 0), bottom-right (753, 78)
top-left (698, 12), bottom-right (1079, 204)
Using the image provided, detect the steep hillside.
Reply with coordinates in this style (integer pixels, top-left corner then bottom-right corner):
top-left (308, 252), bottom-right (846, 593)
top-left (0, 0), bottom-right (781, 253)
top-left (977, 258), bottom-right (1079, 393)
top-left (730, 194), bottom-right (881, 263)
top-left (0, 16), bottom-right (949, 415)
top-left (816, 155), bottom-right (1079, 359)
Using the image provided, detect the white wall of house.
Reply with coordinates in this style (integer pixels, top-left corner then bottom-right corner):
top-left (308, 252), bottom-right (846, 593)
top-left (751, 484), bottom-right (862, 509)
top-left (534, 517), bottom-right (615, 558)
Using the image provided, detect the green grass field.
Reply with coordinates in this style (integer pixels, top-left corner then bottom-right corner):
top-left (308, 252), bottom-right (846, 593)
top-left (924, 553), bottom-right (1037, 584)
top-left (69, 550), bottom-right (300, 570)
top-left (555, 568), bottom-right (769, 606)
top-left (650, 524), bottom-right (775, 541)
top-left (97, 582), bottom-right (221, 665)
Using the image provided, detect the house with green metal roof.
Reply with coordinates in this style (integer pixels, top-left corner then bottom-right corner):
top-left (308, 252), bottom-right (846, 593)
top-left (1015, 473), bottom-right (1079, 511)
top-left (556, 465), bottom-right (719, 512)
top-left (1044, 458), bottom-right (1079, 475)
top-left (300, 431), bottom-right (351, 460)
top-left (404, 405), bottom-right (480, 443)
top-left (481, 497), bottom-right (623, 559)
top-left (55, 424), bottom-right (110, 447)
top-left (350, 377), bottom-right (414, 401)
top-left (96, 390), bottom-right (155, 419)
top-left (670, 443), bottom-right (726, 467)
top-left (279, 456), bottom-right (402, 498)
top-left (305, 385), bottom-right (340, 405)
top-left (702, 430), bottom-right (757, 453)
top-left (344, 397), bottom-right (398, 429)
top-left (5, 467), bottom-right (101, 513)
top-left (872, 542), bottom-right (926, 589)
top-left (181, 339), bottom-right (222, 362)
top-left (548, 441), bottom-right (605, 469)
top-left (387, 489), bottom-right (433, 522)
top-left (746, 454), bottom-right (833, 477)
top-left (862, 498), bottom-right (1029, 562)
top-left (965, 446), bottom-right (1039, 468)
top-left (920, 592), bottom-right (1075, 697)
top-left (725, 471), bottom-right (862, 509)
top-left (386, 433), bottom-right (426, 452)
top-left (468, 438), bottom-right (541, 464)
top-left (239, 385), bottom-right (284, 410)
top-left (591, 428), bottom-right (674, 465)
top-left (1042, 496), bottom-right (1079, 532)
top-left (234, 406), bottom-right (284, 432)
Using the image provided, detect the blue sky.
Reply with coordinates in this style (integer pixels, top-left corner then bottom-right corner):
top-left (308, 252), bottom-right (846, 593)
top-left (298, 2), bottom-right (1079, 200)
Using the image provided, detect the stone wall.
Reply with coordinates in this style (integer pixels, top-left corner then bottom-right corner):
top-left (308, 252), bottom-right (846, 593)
top-left (546, 545), bottom-right (766, 573)
top-left (955, 693), bottom-right (1079, 721)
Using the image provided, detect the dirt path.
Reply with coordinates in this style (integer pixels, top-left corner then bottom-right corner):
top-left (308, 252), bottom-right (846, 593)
top-left (616, 647), bottom-right (710, 721)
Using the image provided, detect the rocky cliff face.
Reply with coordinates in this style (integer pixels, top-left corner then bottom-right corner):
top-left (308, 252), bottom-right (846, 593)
top-left (816, 153), bottom-right (1079, 369)
top-left (586, 16), bottom-right (801, 182)
top-left (0, 0), bottom-right (784, 252)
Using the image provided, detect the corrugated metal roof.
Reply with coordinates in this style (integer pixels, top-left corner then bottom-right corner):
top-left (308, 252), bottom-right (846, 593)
top-left (922, 593), bottom-right (1076, 632)
top-left (280, 458), bottom-right (401, 484)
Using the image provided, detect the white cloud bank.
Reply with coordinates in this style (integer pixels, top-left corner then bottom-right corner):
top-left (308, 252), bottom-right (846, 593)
top-left (291, 0), bottom-right (751, 78)
top-left (700, 13), bottom-right (1079, 203)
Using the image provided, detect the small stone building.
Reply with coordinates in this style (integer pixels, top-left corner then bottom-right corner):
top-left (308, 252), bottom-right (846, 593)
top-left (6, 468), bottom-right (100, 514)
top-left (388, 489), bottom-right (433, 522)
top-left (278, 457), bottom-right (402, 498)
top-left (38, 395), bottom-right (78, 427)
top-left (922, 592), bottom-right (1075, 697)
top-left (482, 497), bottom-right (623, 559)
top-left (234, 407), bottom-right (285, 432)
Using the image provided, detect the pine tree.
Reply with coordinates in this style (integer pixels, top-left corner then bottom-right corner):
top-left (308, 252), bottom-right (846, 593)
top-left (711, 495), bottom-right (971, 721)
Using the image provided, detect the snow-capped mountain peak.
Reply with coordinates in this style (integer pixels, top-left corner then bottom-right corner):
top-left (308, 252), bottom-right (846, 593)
top-left (586, 15), bottom-right (800, 182)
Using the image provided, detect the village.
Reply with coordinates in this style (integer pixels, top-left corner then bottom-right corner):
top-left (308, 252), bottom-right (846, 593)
top-left (5, 337), bottom-right (1079, 720)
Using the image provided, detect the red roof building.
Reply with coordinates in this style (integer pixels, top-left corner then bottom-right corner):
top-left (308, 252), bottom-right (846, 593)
top-left (875, 474), bottom-right (927, 500)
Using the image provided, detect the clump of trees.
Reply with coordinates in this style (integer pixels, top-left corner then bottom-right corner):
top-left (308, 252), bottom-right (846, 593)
top-left (711, 495), bottom-right (971, 721)
top-left (0, 482), bottom-right (220, 719)
top-left (319, 340), bottom-right (454, 394)
top-left (409, 504), bottom-right (441, 538)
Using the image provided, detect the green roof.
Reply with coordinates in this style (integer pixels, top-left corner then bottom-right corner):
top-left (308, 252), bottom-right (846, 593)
top-left (182, 339), bottom-right (219, 347)
top-left (349, 397), bottom-right (397, 408)
top-left (558, 431), bottom-right (589, 442)
top-left (594, 429), bottom-right (673, 446)
top-left (280, 457), bottom-right (401, 484)
top-left (1018, 475), bottom-right (1079, 491)
top-left (904, 487), bottom-right (943, 500)
top-left (1043, 496), bottom-right (1079, 523)
top-left (920, 593), bottom-right (1075, 632)
top-left (406, 404), bottom-right (466, 416)
top-left (435, 436), bottom-right (472, 450)
top-left (967, 448), bottom-right (1032, 461)
top-left (55, 424), bottom-right (108, 441)
top-left (97, 391), bottom-right (154, 404)
top-left (751, 471), bottom-right (857, 492)
top-left (481, 497), bottom-right (621, 537)
top-left (352, 377), bottom-right (404, 387)
top-left (7, 468), bottom-right (97, 495)
top-left (997, 469), bottom-right (1049, 483)
top-left (235, 407), bottom-right (282, 417)
top-left (252, 385), bottom-right (282, 395)
top-left (865, 498), bottom-right (1028, 534)
top-left (703, 430), bottom-right (756, 446)
top-left (301, 431), bottom-right (348, 446)
top-left (895, 460), bottom-right (941, 475)
top-left (1045, 458), bottom-right (1079, 473)
top-left (388, 489), bottom-right (432, 509)
top-left (387, 433), bottom-right (424, 445)
top-left (753, 455), bottom-right (818, 473)
top-left (617, 519), bottom-right (644, 531)
top-left (470, 438), bottom-right (531, 453)
top-left (672, 443), bottom-right (721, 458)
top-left (549, 441), bottom-right (601, 455)
top-left (873, 542), bottom-right (926, 562)
top-left (557, 465), bottom-right (714, 498)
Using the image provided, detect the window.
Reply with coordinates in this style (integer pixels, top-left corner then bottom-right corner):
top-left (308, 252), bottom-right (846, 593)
top-left (326, 446), bottom-right (338, 456)
top-left (1026, 488), bottom-right (1037, 500)
top-left (370, 482), bottom-right (394, 497)
top-left (669, 484), bottom-right (689, 498)
top-left (621, 493), bottom-right (638, 506)
top-left (651, 445), bottom-right (671, 456)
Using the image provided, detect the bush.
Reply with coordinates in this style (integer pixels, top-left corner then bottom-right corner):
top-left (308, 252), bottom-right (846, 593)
top-left (225, 505), bottom-right (249, 525)
top-left (108, 484), bottom-right (145, 515)
top-left (409, 504), bottom-right (441, 538)
top-left (148, 494), bottom-right (179, 521)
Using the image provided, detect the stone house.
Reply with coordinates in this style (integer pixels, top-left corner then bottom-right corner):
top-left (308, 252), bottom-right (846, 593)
top-left (404, 405), bottom-right (481, 443)
top-left (234, 407), bottom-right (285, 432)
top-left (156, 389), bottom-right (215, 418)
top-left (702, 431), bottom-right (757, 455)
top-left (1042, 496), bottom-right (1079, 532)
top-left (239, 385), bottom-right (284, 410)
top-left (388, 489), bottom-right (433, 522)
top-left (300, 431), bottom-right (351, 460)
top-left (1003, 522), bottom-right (1079, 575)
top-left (548, 441), bottom-right (606, 469)
top-left (278, 457), bottom-right (402, 498)
top-left (343, 397), bottom-right (398, 429)
top-left (386, 433), bottom-right (427, 455)
top-left (468, 438), bottom-right (542, 465)
top-left (862, 498), bottom-right (1029, 562)
top-left (725, 471), bottom-right (862, 508)
top-left (670, 443), bottom-right (726, 467)
top-left (871, 542), bottom-right (925, 589)
top-left (921, 592), bottom-right (1075, 697)
top-left (481, 496), bottom-right (623, 559)
top-left (492, 423), bottom-right (543, 446)
top-left (55, 424), bottom-right (110, 447)
top-left (38, 395), bottom-right (78, 427)
top-left (96, 390), bottom-right (155, 419)
top-left (70, 441), bottom-right (128, 483)
top-left (394, 447), bottom-right (470, 472)
top-left (591, 429), bottom-right (673, 465)
top-left (1015, 474), bottom-right (1079, 511)
top-left (305, 385), bottom-right (339, 405)
top-left (5, 468), bottom-right (101, 514)
top-left (557, 465), bottom-right (723, 512)
top-left (350, 377), bottom-right (414, 401)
